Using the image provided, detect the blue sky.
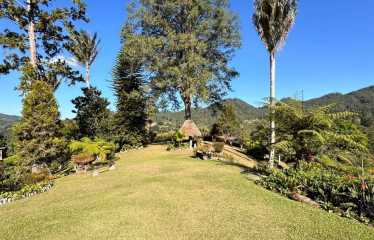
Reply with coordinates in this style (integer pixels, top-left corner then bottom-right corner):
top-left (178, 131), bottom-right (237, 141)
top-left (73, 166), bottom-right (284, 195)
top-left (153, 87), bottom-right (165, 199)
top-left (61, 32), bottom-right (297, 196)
top-left (1, 0), bottom-right (373, 119)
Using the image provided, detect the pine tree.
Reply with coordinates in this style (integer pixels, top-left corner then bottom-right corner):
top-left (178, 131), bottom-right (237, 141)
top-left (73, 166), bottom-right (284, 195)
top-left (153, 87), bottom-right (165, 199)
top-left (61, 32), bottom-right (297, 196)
top-left (72, 87), bottom-right (110, 139)
top-left (112, 49), bottom-right (147, 149)
top-left (0, 0), bottom-right (88, 91)
top-left (13, 80), bottom-right (67, 169)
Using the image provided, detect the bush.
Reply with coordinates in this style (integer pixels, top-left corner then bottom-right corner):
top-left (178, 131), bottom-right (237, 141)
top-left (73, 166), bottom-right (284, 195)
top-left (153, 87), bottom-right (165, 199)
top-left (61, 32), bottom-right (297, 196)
top-left (154, 131), bottom-right (175, 143)
top-left (257, 162), bottom-right (374, 224)
top-left (213, 142), bottom-right (225, 153)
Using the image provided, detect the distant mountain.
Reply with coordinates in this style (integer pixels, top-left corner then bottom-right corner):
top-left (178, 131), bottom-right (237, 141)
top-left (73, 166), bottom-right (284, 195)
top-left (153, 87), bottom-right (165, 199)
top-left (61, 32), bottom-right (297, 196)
top-left (0, 113), bottom-right (20, 136)
top-left (303, 86), bottom-right (374, 126)
top-left (154, 85), bottom-right (374, 131)
top-left (154, 98), bottom-right (263, 131)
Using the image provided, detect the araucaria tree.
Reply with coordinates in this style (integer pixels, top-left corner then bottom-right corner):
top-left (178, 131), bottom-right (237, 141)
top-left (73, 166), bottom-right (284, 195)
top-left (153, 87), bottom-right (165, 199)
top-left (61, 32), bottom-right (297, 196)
top-left (13, 80), bottom-right (67, 170)
top-left (0, 0), bottom-right (88, 90)
top-left (67, 30), bottom-right (100, 88)
top-left (112, 48), bottom-right (147, 149)
top-left (123, 0), bottom-right (241, 120)
top-left (253, 0), bottom-right (297, 167)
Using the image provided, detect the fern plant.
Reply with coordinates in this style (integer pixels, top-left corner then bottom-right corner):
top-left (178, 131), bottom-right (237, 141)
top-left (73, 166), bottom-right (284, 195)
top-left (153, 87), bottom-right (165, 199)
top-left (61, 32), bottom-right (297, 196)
top-left (253, 101), bottom-right (371, 167)
top-left (68, 138), bottom-right (115, 161)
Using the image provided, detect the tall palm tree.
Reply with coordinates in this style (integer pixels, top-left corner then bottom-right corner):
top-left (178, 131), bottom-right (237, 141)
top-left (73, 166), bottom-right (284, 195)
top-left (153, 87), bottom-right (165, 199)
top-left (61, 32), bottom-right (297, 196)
top-left (68, 31), bottom-right (100, 88)
top-left (253, 0), bottom-right (297, 167)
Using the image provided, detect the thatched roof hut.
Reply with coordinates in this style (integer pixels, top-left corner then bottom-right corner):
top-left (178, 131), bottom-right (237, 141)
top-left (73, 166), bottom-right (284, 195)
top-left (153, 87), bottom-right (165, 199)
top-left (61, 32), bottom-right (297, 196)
top-left (179, 120), bottom-right (202, 138)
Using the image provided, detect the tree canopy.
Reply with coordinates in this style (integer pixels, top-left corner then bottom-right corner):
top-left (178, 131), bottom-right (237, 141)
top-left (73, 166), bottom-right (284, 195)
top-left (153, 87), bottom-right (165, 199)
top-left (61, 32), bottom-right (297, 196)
top-left (122, 0), bottom-right (241, 120)
top-left (0, 0), bottom-right (88, 90)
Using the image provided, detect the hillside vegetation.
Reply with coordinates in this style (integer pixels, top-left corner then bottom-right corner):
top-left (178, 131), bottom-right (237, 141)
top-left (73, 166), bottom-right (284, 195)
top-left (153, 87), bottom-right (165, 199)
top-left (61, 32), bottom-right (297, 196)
top-left (0, 113), bottom-right (19, 136)
top-left (154, 86), bottom-right (374, 131)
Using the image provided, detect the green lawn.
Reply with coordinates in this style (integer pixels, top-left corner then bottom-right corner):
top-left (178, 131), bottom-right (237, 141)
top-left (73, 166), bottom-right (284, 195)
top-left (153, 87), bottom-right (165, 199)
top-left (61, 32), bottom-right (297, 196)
top-left (1, 145), bottom-right (373, 240)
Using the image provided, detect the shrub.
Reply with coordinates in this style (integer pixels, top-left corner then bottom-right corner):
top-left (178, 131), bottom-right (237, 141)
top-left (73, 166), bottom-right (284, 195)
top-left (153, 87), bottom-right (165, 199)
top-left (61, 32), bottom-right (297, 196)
top-left (154, 131), bottom-right (175, 143)
top-left (257, 162), bottom-right (374, 224)
top-left (213, 142), bottom-right (225, 153)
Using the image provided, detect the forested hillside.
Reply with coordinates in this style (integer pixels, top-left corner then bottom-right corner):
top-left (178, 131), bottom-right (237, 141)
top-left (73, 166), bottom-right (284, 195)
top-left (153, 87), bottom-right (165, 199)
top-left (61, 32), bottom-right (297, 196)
top-left (304, 86), bottom-right (374, 126)
top-left (154, 85), bottom-right (374, 132)
top-left (154, 99), bottom-right (264, 131)
top-left (0, 113), bottom-right (19, 136)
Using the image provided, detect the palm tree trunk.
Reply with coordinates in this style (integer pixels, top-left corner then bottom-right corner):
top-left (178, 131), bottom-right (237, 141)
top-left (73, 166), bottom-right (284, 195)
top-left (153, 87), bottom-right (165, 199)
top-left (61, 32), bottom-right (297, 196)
top-left (27, 0), bottom-right (37, 68)
top-left (269, 53), bottom-right (276, 168)
top-left (85, 62), bottom-right (90, 88)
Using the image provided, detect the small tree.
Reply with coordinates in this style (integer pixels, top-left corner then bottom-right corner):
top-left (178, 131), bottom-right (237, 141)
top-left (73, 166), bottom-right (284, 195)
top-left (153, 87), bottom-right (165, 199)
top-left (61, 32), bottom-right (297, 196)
top-left (216, 103), bottom-right (240, 144)
top-left (13, 80), bottom-right (67, 170)
top-left (72, 87), bottom-right (110, 139)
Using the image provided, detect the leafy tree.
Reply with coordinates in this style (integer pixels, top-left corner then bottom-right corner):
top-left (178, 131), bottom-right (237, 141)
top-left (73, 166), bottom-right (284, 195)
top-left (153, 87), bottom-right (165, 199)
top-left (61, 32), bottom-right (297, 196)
top-left (0, 0), bottom-right (87, 90)
top-left (123, 0), bottom-right (241, 120)
top-left (67, 30), bottom-right (100, 88)
top-left (252, 0), bottom-right (298, 167)
top-left (215, 103), bottom-right (240, 144)
top-left (71, 87), bottom-right (110, 139)
top-left (13, 80), bottom-right (67, 170)
top-left (112, 49), bottom-right (147, 149)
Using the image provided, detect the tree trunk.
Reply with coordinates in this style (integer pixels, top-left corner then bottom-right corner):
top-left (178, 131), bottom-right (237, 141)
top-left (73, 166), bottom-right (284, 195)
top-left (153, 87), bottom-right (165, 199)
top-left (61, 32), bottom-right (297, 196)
top-left (269, 53), bottom-right (276, 168)
top-left (85, 62), bottom-right (91, 88)
top-left (184, 95), bottom-right (192, 120)
top-left (27, 0), bottom-right (37, 68)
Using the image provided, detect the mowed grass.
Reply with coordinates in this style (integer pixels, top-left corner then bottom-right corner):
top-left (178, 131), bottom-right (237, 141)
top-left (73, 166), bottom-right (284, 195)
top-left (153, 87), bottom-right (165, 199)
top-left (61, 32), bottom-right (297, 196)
top-left (1, 145), bottom-right (373, 240)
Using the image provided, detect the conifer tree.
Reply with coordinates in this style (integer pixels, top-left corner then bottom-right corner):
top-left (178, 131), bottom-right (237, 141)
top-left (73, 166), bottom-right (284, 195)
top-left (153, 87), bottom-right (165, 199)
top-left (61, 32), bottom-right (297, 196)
top-left (13, 80), bottom-right (67, 169)
top-left (0, 0), bottom-right (88, 91)
top-left (112, 49), bottom-right (147, 149)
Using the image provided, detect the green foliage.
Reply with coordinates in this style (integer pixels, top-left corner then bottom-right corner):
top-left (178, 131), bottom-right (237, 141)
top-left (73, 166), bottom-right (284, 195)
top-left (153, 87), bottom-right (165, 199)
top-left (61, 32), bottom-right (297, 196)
top-left (213, 142), bottom-right (225, 153)
top-left (72, 87), bottom-right (110, 139)
top-left (67, 30), bottom-right (100, 68)
top-left (69, 137), bottom-right (115, 162)
top-left (0, 0), bottom-right (87, 90)
top-left (155, 99), bottom-right (263, 133)
top-left (67, 30), bottom-right (100, 87)
top-left (0, 181), bottom-right (53, 200)
top-left (214, 103), bottom-right (240, 141)
top-left (112, 48), bottom-right (147, 149)
top-left (257, 162), bottom-right (374, 224)
top-left (123, 0), bottom-right (241, 119)
top-left (0, 134), bottom-right (6, 148)
top-left (154, 131), bottom-right (176, 143)
top-left (13, 80), bottom-right (67, 170)
top-left (251, 101), bottom-right (370, 165)
top-left (253, 0), bottom-right (298, 54)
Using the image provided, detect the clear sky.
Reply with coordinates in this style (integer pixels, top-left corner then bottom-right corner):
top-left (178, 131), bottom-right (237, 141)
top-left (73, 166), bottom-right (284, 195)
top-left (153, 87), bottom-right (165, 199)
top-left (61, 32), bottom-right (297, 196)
top-left (1, 0), bottom-right (373, 119)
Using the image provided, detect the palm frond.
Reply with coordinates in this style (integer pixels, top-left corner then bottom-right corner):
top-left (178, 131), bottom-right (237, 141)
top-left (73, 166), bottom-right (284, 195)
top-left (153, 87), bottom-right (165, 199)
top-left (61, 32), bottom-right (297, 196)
top-left (253, 0), bottom-right (297, 54)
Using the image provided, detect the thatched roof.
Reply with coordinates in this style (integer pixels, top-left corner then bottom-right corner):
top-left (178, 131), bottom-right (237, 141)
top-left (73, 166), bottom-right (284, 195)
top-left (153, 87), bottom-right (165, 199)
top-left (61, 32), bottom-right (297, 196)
top-left (179, 120), bottom-right (202, 138)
